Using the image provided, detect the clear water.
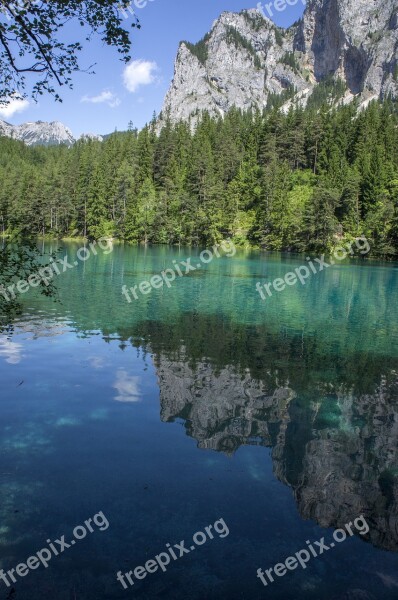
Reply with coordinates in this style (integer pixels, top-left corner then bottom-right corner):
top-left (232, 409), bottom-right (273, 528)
top-left (1, 242), bottom-right (398, 600)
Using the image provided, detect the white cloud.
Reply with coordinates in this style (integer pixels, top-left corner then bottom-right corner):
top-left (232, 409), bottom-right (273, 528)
top-left (0, 336), bottom-right (23, 364)
top-left (81, 90), bottom-right (120, 108)
top-left (0, 97), bottom-right (29, 119)
top-left (122, 59), bottom-right (158, 93)
top-left (113, 369), bottom-right (141, 403)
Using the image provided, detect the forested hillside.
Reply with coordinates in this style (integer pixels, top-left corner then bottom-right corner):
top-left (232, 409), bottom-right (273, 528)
top-left (1, 99), bottom-right (398, 256)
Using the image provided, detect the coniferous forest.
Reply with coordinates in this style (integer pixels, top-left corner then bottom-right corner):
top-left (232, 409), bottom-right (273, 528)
top-left (1, 99), bottom-right (398, 256)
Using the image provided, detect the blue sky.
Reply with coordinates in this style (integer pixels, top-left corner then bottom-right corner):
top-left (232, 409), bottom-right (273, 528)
top-left (0, 0), bottom-right (306, 137)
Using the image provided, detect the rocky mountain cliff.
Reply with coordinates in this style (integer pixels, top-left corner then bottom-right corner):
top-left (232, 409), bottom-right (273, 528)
top-left (0, 119), bottom-right (103, 147)
top-left (161, 1), bottom-right (398, 124)
top-left (155, 352), bottom-right (398, 553)
top-left (0, 119), bottom-right (75, 146)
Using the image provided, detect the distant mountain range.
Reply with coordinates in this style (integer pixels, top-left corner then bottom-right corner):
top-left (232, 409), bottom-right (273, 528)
top-left (0, 119), bottom-right (103, 147)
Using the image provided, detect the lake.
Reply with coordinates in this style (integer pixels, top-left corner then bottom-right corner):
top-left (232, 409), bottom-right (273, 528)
top-left (1, 241), bottom-right (398, 600)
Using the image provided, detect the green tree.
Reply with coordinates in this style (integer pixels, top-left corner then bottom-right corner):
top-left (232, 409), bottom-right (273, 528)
top-left (0, 1), bottom-right (139, 102)
top-left (0, 233), bottom-right (58, 330)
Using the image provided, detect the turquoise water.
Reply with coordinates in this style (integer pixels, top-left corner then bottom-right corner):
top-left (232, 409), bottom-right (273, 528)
top-left (1, 242), bottom-right (398, 599)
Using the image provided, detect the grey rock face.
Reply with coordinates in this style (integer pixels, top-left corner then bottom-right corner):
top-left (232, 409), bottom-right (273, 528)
top-left (285, 377), bottom-right (398, 552)
top-left (0, 120), bottom-right (14, 139)
top-left (161, 1), bottom-right (398, 125)
top-left (0, 119), bottom-right (75, 147)
top-left (79, 132), bottom-right (104, 143)
top-left (155, 352), bottom-right (398, 552)
top-left (157, 354), bottom-right (294, 454)
top-left (294, 0), bottom-right (398, 100)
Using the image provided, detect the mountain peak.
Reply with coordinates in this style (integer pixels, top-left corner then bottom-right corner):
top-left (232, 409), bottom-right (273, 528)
top-left (0, 119), bottom-right (104, 147)
top-left (0, 119), bottom-right (75, 147)
top-left (160, 0), bottom-right (398, 126)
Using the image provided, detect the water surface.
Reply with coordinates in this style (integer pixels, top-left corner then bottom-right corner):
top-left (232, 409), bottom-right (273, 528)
top-left (1, 243), bottom-right (398, 600)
